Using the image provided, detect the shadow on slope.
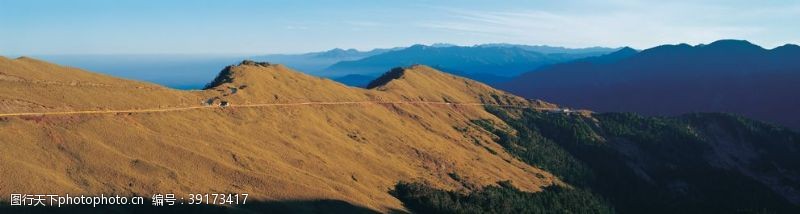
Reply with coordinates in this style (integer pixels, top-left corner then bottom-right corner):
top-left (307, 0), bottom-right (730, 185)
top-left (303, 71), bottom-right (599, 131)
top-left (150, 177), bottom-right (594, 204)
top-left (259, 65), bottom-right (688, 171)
top-left (477, 107), bottom-right (800, 213)
top-left (390, 181), bottom-right (614, 214)
top-left (0, 199), bottom-right (395, 214)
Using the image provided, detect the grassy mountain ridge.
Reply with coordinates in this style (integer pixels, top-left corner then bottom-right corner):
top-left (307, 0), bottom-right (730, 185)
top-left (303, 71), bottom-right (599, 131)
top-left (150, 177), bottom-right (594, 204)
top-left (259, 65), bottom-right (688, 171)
top-left (0, 56), bottom-right (202, 112)
top-left (0, 57), bottom-right (561, 212)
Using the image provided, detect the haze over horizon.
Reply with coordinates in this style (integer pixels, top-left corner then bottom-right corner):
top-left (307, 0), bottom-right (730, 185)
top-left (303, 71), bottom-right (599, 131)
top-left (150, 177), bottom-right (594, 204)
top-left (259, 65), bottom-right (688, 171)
top-left (2, 0), bottom-right (799, 55)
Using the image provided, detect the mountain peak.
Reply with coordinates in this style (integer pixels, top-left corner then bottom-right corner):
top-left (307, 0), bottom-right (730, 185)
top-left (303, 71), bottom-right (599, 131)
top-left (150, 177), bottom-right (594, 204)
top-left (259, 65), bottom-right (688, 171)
top-left (202, 61), bottom-right (370, 104)
top-left (707, 39), bottom-right (755, 46)
top-left (13, 56), bottom-right (47, 63)
top-left (365, 65), bottom-right (556, 107)
top-left (203, 60), bottom-right (276, 89)
top-left (323, 48), bottom-right (358, 54)
top-left (775, 43), bottom-right (800, 49)
top-left (408, 44), bottom-right (430, 49)
top-left (239, 59), bottom-right (272, 67)
top-left (704, 39), bottom-right (763, 50)
top-left (203, 60), bottom-right (285, 89)
top-left (430, 43), bottom-right (457, 47)
top-left (311, 48), bottom-right (373, 59)
top-left (366, 67), bottom-right (405, 89)
top-left (365, 64), bottom-right (437, 89)
top-left (579, 46), bottom-right (638, 64)
top-left (772, 44), bottom-right (800, 54)
top-left (607, 46), bottom-right (638, 57)
top-left (617, 46), bottom-right (637, 53)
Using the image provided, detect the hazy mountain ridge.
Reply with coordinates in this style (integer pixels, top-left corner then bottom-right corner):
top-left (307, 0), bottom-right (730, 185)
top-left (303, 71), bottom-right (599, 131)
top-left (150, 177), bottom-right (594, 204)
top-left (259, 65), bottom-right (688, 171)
top-left (477, 43), bottom-right (619, 54)
top-left (17, 44), bottom-right (617, 90)
top-left (325, 44), bottom-right (618, 86)
top-left (251, 47), bottom-right (402, 75)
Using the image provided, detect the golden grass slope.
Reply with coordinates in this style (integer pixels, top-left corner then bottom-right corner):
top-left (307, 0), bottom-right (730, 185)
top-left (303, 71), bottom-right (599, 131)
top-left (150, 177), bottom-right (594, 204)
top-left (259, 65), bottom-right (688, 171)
top-left (200, 62), bottom-right (370, 105)
top-left (0, 57), bottom-right (561, 212)
top-left (199, 62), bottom-right (559, 109)
top-left (366, 65), bottom-right (555, 107)
top-left (0, 56), bottom-right (201, 113)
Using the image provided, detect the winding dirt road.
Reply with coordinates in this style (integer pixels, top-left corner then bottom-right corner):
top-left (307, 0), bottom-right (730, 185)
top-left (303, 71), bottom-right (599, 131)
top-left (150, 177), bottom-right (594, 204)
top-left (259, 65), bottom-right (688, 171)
top-left (0, 101), bottom-right (565, 118)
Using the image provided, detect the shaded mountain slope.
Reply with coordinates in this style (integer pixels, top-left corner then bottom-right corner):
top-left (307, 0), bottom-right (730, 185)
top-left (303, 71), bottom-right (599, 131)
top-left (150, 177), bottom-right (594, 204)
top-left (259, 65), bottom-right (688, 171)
top-left (331, 101), bottom-right (800, 213)
top-left (502, 39), bottom-right (800, 130)
top-left (0, 57), bottom-right (561, 212)
top-left (475, 107), bottom-right (800, 213)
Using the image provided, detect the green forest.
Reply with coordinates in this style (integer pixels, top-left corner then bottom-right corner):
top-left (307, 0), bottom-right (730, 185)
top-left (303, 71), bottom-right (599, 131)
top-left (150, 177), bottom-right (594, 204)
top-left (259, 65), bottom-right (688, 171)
top-left (395, 107), bottom-right (800, 214)
top-left (391, 181), bottom-right (613, 214)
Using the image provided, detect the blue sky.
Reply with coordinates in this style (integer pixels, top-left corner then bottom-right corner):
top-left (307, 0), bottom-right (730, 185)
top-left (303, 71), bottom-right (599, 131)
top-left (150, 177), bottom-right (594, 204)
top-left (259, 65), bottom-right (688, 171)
top-left (2, 0), bottom-right (799, 55)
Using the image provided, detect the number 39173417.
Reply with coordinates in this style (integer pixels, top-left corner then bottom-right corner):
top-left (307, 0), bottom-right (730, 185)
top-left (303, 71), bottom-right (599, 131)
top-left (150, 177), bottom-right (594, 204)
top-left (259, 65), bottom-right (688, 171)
top-left (187, 193), bottom-right (248, 205)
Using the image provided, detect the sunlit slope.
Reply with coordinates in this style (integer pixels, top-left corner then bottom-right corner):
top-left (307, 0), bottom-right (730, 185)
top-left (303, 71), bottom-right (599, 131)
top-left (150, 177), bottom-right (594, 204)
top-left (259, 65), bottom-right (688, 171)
top-left (0, 56), bottom-right (202, 113)
top-left (200, 62), bottom-right (558, 109)
top-left (365, 65), bottom-right (558, 108)
top-left (0, 58), bottom-right (561, 212)
top-left (200, 61), bottom-right (369, 104)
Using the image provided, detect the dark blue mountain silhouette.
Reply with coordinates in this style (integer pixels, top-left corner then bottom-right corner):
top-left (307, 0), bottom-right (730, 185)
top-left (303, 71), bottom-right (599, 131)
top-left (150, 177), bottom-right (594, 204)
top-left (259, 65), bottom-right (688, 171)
top-left (502, 39), bottom-right (800, 130)
top-left (332, 74), bottom-right (377, 88)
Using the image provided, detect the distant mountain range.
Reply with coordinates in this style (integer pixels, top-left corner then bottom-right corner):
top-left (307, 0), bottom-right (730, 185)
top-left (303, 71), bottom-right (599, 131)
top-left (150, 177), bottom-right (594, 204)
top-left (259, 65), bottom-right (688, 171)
top-left (502, 39), bottom-right (800, 130)
top-left (332, 74), bottom-right (376, 88)
top-left (251, 47), bottom-right (402, 75)
top-left (325, 44), bottom-right (618, 86)
top-left (26, 44), bottom-right (617, 90)
top-left (477, 43), bottom-right (619, 54)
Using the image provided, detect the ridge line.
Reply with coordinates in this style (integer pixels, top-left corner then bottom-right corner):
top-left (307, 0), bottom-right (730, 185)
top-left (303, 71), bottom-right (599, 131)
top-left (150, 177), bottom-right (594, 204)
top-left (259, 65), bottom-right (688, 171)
top-left (0, 101), bottom-right (565, 117)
